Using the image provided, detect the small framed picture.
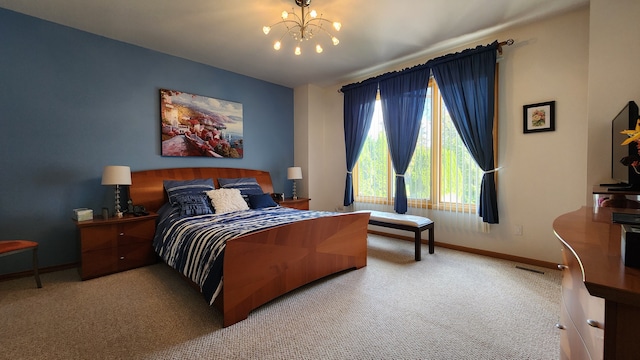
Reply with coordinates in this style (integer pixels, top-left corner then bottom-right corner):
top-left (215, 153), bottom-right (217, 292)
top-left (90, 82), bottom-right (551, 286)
top-left (523, 101), bottom-right (555, 133)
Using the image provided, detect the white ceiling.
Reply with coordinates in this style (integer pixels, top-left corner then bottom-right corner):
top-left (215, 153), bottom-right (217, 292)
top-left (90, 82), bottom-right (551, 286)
top-left (0, 0), bottom-right (588, 88)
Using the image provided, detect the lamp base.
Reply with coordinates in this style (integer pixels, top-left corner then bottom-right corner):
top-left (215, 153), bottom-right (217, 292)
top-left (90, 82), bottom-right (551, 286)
top-left (292, 180), bottom-right (298, 200)
top-left (114, 185), bottom-right (123, 218)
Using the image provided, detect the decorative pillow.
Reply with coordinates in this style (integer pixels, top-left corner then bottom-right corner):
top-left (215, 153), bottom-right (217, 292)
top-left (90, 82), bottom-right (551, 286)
top-left (174, 193), bottom-right (213, 216)
top-left (217, 177), bottom-right (264, 203)
top-left (248, 193), bottom-right (279, 209)
top-left (206, 188), bottom-right (249, 214)
top-left (163, 178), bottom-right (215, 205)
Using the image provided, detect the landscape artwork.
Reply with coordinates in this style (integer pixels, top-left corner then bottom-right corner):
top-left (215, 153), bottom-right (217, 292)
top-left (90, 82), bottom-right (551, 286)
top-left (160, 89), bottom-right (243, 158)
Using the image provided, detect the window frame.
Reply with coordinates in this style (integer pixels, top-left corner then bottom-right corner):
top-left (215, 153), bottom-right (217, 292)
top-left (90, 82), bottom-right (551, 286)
top-left (353, 78), bottom-right (484, 213)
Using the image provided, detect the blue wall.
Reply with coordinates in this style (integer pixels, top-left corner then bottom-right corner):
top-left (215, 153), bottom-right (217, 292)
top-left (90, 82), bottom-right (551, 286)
top-left (0, 8), bottom-right (294, 275)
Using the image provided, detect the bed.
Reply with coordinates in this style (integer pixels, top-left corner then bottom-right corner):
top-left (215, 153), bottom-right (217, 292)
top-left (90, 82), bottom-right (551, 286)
top-left (129, 167), bottom-right (369, 327)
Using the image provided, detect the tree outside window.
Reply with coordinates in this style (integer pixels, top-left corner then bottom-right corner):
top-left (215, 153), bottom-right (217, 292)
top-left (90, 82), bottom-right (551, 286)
top-left (355, 79), bottom-right (482, 211)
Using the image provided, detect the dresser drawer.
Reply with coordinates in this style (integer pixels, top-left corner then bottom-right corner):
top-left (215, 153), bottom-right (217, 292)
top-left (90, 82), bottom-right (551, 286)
top-left (560, 245), bottom-right (604, 360)
top-left (559, 298), bottom-right (590, 360)
top-left (118, 242), bottom-right (156, 271)
top-left (81, 247), bottom-right (119, 279)
top-left (118, 218), bottom-right (156, 245)
top-left (79, 224), bottom-right (118, 252)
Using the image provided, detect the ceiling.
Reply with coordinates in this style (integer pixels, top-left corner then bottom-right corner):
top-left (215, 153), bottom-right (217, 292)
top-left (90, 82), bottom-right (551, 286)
top-left (0, 0), bottom-right (588, 88)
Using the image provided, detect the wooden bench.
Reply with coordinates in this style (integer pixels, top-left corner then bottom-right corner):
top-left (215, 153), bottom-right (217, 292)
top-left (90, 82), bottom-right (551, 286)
top-left (358, 210), bottom-right (434, 261)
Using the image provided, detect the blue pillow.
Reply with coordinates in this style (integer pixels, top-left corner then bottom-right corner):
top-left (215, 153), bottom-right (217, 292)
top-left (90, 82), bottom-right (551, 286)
top-left (248, 193), bottom-right (279, 209)
top-left (174, 193), bottom-right (213, 216)
top-left (218, 177), bottom-right (264, 203)
top-left (164, 178), bottom-right (215, 205)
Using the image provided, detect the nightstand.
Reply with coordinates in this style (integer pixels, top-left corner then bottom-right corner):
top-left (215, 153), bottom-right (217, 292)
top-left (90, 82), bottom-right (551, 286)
top-left (279, 197), bottom-right (310, 210)
top-left (74, 213), bottom-right (158, 280)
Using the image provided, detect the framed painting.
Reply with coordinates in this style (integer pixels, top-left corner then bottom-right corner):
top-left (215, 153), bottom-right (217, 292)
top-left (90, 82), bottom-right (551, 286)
top-left (160, 89), bottom-right (243, 158)
top-left (523, 101), bottom-right (555, 133)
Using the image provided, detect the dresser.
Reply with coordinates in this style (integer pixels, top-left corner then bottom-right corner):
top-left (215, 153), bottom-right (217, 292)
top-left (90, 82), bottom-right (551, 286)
top-left (553, 207), bottom-right (640, 360)
top-left (278, 197), bottom-right (310, 210)
top-left (74, 213), bottom-right (158, 280)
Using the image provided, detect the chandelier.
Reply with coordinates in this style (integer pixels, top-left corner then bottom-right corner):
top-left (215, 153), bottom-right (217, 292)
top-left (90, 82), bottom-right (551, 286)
top-left (262, 0), bottom-right (341, 55)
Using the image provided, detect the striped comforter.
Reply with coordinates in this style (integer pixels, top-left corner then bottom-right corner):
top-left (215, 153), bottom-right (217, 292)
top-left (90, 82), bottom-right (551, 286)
top-left (153, 205), bottom-right (335, 304)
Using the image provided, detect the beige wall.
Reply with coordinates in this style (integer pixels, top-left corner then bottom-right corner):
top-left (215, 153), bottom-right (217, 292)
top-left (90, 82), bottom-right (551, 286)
top-left (294, 84), bottom-right (342, 206)
top-left (293, 86), bottom-right (309, 198)
top-left (294, 3), bottom-right (637, 264)
top-left (586, 0), bottom-right (640, 200)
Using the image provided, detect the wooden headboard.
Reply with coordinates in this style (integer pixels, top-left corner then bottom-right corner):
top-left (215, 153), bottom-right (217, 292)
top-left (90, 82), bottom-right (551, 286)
top-left (129, 167), bottom-right (274, 213)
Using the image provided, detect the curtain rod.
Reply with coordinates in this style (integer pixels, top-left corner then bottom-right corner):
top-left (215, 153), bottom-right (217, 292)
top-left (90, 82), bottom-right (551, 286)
top-left (338, 39), bottom-right (515, 93)
top-left (497, 39), bottom-right (514, 55)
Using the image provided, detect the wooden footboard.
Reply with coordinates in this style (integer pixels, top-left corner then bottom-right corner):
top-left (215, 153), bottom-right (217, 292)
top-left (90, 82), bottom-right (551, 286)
top-left (218, 211), bottom-right (369, 327)
top-left (130, 167), bottom-right (370, 327)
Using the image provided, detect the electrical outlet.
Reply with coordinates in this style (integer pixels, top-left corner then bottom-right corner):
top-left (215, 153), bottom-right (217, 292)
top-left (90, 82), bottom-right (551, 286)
top-left (515, 224), bottom-right (523, 236)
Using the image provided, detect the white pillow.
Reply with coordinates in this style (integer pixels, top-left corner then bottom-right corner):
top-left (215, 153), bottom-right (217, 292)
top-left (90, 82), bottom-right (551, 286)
top-left (206, 188), bottom-right (249, 214)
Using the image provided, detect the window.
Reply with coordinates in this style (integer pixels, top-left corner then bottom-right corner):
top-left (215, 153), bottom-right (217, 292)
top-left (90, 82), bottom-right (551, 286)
top-left (354, 79), bottom-right (483, 212)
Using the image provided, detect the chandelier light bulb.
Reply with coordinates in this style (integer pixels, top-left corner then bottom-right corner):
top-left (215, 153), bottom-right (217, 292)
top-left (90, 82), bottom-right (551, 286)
top-left (263, 0), bottom-right (341, 55)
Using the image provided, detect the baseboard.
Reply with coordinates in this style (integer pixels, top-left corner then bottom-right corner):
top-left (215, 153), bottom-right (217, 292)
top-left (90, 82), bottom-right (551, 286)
top-left (0, 262), bottom-right (78, 282)
top-left (367, 230), bottom-right (559, 270)
top-left (1, 231), bottom-right (559, 282)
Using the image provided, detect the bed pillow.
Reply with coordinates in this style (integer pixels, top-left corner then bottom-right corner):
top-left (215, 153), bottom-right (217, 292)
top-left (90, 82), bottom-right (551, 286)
top-left (163, 178), bottom-right (215, 205)
top-left (217, 177), bottom-right (264, 203)
top-left (248, 193), bottom-right (279, 209)
top-left (174, 193), bottom-right (213, 216)
top-left (206, 188), bottom-right (249, 214)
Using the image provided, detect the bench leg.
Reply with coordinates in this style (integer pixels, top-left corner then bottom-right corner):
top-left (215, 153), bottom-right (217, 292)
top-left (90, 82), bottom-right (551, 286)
top-left (33, 247), bottom-right (42, 288)
top-left (414, 225), bottom-right (435, 261)
top-left (428, 225), bottom-right (434, 254)
top-left (414, 230), bottom-right (421, 261)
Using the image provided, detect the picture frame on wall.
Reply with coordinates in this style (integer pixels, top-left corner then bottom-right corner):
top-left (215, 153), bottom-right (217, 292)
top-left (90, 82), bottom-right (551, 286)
top-left (523, 101), bottom-right (555, 133)
top-left (160, 88), bottom-right (244, 158)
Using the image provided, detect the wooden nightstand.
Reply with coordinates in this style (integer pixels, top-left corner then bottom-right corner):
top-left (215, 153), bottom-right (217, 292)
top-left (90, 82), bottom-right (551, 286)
top-left (74, 213), bottom-right (158, 280)
top-left (279, 197), bottom-right (310, 210)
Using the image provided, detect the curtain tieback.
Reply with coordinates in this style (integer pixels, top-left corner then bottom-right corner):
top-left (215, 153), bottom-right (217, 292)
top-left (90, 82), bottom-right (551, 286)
top-left (347, 171), bottom-right (353, 174)
top-left (395, 174), bottom-right (405, 177)
top-left (483, 167), bottom-right (502, 174)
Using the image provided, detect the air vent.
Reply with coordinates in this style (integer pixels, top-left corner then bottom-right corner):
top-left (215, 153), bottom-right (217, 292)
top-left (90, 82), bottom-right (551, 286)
top-left (515, 265), bottom-right (545, 274)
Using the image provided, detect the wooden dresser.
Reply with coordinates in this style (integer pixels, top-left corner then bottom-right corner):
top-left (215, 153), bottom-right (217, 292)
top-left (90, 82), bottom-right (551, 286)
top-left (74, 213), bottom-right (158, 280)
top-left (553, 207), bottom-right (640, 360)
top-left (278, 197), bottom-right (310, 210)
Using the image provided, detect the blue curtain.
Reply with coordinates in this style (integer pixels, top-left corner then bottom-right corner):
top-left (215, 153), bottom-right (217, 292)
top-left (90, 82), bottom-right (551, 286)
top-left (378, 70), bottom-right (430, 213)
top-left (341, 81), bottom-right (379, 206)
top-left (429, 42), bottom-right (499, 223)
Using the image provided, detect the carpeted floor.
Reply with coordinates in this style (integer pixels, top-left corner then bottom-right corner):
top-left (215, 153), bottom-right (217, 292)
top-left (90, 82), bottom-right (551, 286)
top-left (0, 234), bottom-right (561, 359)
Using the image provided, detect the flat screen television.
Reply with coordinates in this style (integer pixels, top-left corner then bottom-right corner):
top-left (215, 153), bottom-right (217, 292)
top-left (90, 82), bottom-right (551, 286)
top-left (611, 100), bottom-right (640, 190)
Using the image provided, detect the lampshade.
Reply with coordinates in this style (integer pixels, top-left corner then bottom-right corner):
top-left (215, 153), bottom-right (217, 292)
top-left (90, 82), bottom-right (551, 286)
top-left (287, 167), bottom-right (302, 180)
top-left (101, 166), bottom-right (132, 186)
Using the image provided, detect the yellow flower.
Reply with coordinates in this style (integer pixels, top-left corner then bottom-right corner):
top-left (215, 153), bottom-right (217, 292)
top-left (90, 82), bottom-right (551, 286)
top-left (621, 119), bottom-right (640, 146)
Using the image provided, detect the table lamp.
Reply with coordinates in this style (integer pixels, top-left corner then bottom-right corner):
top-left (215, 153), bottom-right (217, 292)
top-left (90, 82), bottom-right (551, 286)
top-left (287, 166), bottom-right (302, 200)
top-left (101, 165), bottom-right (132, 218)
